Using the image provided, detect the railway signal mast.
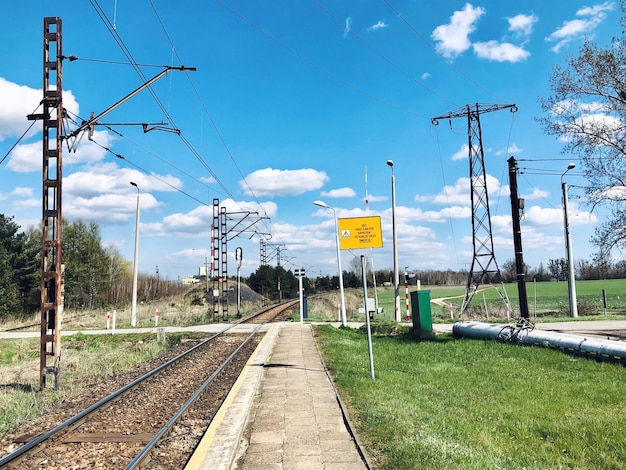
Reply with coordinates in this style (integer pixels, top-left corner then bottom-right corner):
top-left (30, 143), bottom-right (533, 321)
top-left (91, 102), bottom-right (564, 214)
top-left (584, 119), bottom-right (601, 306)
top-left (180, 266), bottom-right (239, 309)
top-left (431, 103), bottom-right (517, 315)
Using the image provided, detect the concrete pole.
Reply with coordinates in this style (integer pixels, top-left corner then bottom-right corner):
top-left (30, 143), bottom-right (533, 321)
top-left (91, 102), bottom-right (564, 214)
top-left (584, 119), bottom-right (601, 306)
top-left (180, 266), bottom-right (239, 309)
top-left (562, 178), bottom-right (578, 318)
top-left (130, 182), bottom-right (140, 327)
top-left (387, 160), bottom-right (400, 322)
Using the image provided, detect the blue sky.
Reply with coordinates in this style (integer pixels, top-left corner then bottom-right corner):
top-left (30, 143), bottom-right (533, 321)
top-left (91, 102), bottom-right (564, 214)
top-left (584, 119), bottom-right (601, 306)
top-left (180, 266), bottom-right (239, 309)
top-left (0, 1), bottom-right (620, 281)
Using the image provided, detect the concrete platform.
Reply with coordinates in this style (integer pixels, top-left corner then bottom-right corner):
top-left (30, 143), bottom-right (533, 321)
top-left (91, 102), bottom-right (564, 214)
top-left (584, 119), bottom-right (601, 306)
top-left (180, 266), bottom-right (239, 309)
top-left (185, 322), bottom-right (368, 470)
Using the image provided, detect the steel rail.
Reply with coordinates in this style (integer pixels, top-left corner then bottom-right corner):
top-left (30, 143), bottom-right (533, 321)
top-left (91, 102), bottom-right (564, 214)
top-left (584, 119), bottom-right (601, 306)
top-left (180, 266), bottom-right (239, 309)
top-left (126, 321), bottom-right (267, 468)
top-left (0, 301), bottom-right (296, 467)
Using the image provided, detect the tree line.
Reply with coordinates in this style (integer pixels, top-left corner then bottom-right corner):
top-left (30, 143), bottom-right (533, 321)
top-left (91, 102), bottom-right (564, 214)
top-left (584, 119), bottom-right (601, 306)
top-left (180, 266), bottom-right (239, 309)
top-left (0, 214), bottom-right (185, 319)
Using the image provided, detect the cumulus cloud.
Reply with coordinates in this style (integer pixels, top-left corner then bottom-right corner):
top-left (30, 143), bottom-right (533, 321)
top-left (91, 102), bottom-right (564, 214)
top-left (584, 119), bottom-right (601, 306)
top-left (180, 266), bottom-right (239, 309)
top-left (366, 194), bottom-right (387, 203)
top-left (368, 20), bottom-right (388, 31)
top-left (240, 168), bottom-right (329, 197)
top-left (415, 174), bottom-right (506, 206)
top-left (451, 144), bottom-right (469, 161)
top-left (496, 143), bottom-right (523, 156)
top-left (472, 41), bottom-right (530, 62)
top-left (432, 3), bottom-right (485, 59)
top-left (321, 187), bottom-right (356, 198)
top-left (507, 13), bottom-right (538, 37)
top-left (521, 187), bottom-right (549, 201)
top-left (546, 2), bottom-right (614, 52)
top-left (523, 203), bottom-right (597, 227)
top-left (0, 77), bottom-right (80, 142)
top-left (7, 129), bottom-right (114, 172)
top-left (421, 72), bottom-right (431, 80)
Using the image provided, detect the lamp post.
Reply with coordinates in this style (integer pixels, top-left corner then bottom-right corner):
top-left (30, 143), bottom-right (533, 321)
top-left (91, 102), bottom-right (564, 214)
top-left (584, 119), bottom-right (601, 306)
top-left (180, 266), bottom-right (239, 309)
top-left (387, 160), bottom-right (400, 322)
top-left (130, 182), bottom-right (140, 327)
top-left (192, 248), bottom-right (209, 295)
top-left (561, 163), bottom-right (578, 318)
top-left (313, 200), bottom-right (347, 326)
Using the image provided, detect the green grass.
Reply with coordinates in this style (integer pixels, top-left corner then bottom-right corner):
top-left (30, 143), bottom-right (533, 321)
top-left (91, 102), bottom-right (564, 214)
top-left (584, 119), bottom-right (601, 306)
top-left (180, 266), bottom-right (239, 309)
top-left (0, 332), bottom-right (191, 432)
top-left (315, 325), bottom-right (626, 469)
top-left (352, 279), bottom-right (626, 322)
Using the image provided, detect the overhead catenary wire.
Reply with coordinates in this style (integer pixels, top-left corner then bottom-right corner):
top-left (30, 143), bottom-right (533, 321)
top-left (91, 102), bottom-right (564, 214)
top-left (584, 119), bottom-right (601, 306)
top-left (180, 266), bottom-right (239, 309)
top-left (89, 0), bottom-right (234, 201)
top-left (87, 137), bottom-right (213, 207)
top-left (148, 0), bottom-right (296, 255)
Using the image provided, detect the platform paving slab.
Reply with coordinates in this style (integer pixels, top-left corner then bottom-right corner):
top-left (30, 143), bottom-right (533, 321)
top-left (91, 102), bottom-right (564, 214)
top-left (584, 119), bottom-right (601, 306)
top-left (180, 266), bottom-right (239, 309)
top-left (186, 322), bottom-right (366, 470)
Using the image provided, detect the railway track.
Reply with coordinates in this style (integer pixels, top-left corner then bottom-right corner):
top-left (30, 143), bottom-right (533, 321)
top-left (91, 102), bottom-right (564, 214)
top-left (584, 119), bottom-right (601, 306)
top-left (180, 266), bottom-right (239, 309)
top-left (0, 300), bottom-right (298, 469)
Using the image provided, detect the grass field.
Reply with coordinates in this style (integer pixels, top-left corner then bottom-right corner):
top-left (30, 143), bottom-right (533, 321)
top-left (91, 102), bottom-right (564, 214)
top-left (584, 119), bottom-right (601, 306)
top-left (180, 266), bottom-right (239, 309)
top-left (315, 325), bottom-right (626, 469)
top-left (318, 279), bottom-right (626, 324)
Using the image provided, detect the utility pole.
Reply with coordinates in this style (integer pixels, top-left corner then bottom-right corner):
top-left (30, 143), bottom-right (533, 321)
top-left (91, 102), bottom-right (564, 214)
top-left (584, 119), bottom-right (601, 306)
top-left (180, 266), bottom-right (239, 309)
top-left (508, 157), bottom-right (529, 319)
top-left (432, 103), bottom-right (517, 315)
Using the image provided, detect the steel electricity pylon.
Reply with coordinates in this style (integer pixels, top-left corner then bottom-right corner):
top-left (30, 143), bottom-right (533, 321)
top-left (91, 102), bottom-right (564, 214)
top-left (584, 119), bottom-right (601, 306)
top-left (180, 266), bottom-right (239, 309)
top-left (431, 103), bottom-right (517, 315)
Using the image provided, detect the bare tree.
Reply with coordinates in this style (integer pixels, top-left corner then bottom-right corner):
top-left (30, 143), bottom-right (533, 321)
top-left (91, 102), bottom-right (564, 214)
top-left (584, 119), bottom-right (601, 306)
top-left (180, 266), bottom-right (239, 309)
top-left (538, 1), bottom-right (626, 255)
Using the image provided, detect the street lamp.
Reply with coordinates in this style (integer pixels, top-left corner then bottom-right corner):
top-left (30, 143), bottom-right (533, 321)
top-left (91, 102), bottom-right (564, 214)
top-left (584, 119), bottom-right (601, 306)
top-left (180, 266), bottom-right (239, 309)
top-left (387, 160), bottom-right (400, 322)
top-left (561, 163), bottom-right (578, 318)
top-left (130, 182), bottom-right (140, 327)
top-left (313, 200), bottom-right (347, 327)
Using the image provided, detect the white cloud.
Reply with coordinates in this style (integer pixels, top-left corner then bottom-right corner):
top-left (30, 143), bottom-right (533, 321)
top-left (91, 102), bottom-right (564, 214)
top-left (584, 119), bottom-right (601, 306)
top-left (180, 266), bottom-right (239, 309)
top-left (11, 187), bottom-right (33, 197)
top-left (521, 187), bottom-right (549, 201)
top-left (421, 72), bottom-right (431, 80)
top-left (344, 17), bottom-right (352, 38)
top-left (472, 41), bottom-right (530, 62)
top-left (451, 144), bottom-right (469, 161)
top-left (496, 143), bottom-right (523, 156)
top-left (523, 203), bottom-right (597, 227)
top-left (366, 194), bottom-right (387, 203)
top-left (321, 187), bottom-right (356, 198)
top-left (143, 199), bottom-right (278, 239)
top-left (0, 77), bottom-right (80, 142)
top-left (65, 162), bottom-right (181, 198)
top-left (368, 20), bottom-right (388, 32)
top-left (7, 129), bottom-right (114, 172)
top-left (415, 174), bottom-right (506, 206)
top-left (507, 13), bottom-right (538, 37)
top-left (6, 140), bottom-right (40, 172)
top-left (240, 168), bottom-right (329, 197)
top-left (432, 3), bottom-right (485, 59)
top-left (546, 2), bottom-right (614, 52)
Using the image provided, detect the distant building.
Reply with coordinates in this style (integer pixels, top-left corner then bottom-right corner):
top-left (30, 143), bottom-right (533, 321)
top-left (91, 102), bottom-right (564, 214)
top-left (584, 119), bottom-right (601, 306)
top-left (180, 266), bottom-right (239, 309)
top-left (181, 276), bottom-right (200, 285)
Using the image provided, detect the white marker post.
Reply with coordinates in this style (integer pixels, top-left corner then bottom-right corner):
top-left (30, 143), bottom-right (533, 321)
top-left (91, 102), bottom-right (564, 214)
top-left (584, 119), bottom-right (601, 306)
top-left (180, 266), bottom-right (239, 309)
top-left (361, 255), bottom-right (375, 379)
top-left (106, 311), bottom-right (111, 330)
top-left (112, 309), bottom-right (117, 335)
top-left (295, 268), bottom-right (305, 323)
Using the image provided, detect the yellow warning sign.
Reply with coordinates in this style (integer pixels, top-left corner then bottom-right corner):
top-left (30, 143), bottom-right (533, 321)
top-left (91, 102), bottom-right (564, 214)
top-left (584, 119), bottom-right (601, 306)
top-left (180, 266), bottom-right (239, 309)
top-left (337, 216), bottom-right (383, 250)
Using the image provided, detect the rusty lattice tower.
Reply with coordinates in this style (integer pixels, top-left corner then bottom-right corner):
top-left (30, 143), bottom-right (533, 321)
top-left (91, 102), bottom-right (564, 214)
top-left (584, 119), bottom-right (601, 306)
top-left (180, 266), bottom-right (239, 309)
top-left (27, 17), bottom-right (64, 389)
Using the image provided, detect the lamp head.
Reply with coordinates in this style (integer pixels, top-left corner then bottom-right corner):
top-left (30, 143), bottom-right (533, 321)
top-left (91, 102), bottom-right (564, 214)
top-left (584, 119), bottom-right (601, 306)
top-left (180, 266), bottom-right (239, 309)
top-left (130, 181), bottom-right (138, 188)
top-left (313, 200), bottom-right (329, 208)
top-left (386, 160), bottom-right (394, 167)
top-left (567, 163), bottom-right (576, 170)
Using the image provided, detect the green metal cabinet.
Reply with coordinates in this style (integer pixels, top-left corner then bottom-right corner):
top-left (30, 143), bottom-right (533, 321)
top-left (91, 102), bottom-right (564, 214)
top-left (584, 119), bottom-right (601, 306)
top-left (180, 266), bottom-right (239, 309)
top-left (410, 290), bottom-right (432, 332)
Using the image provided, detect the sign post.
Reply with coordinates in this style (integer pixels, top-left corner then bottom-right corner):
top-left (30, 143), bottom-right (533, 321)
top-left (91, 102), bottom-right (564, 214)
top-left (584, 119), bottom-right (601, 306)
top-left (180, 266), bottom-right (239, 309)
top-left (336, 216), bottom-right (382, 380)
